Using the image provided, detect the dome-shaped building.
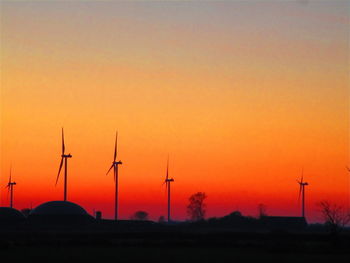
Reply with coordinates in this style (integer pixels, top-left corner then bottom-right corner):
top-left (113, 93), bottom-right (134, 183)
top-left (0, 207), bottom-right (25, 224)
top-left (29, 201), bottom-right (94, 224)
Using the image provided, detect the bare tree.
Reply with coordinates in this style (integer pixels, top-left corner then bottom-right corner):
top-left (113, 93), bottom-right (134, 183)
top-left (130, 211), bottom-right (149, 221)
top-left (318, 201), bottom-right (350, 234)
top-left (257, 203), bottom-right (267, 219)
top-left (187, 192), bottom-right (207, 221)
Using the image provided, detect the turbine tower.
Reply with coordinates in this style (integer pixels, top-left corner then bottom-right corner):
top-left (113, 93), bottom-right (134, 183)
top-left (347, 167), bottom-right (350, 203)
top-left (297, 170), bottom-right (309, 218)
top-left (55, 128), bottom-right (72, 201)
top-left (6, 167), bottom-right (16, 208)
top-left (106, 132), bottom-right (122, 221)
top-left (164, 157), bottom-right (174, 223)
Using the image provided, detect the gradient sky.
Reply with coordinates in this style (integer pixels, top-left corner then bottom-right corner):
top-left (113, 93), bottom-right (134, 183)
top-left (0, 1), bottom-right (349, 222)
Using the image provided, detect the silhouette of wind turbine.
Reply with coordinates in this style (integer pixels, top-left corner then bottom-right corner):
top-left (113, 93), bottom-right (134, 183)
top-left (297, 170), bottom-right (309, 218)
top-left (106, 132), bottom-right (122, 221)
top-left (163, 157), bottom-right (174, 223)
top-left (55, 128), bottom-right (72, 201)
top-left (6, 166), bottom-right (16, 208)
top-left (347, 167), bottom-right (350, 204)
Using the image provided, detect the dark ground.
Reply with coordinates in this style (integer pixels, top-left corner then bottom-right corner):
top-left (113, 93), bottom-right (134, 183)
top-left (2, 246), bottom-right (350, 263)
top-left (1, 229), bottom-right (350, 262)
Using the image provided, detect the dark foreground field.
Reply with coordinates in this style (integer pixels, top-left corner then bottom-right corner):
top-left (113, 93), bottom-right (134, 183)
top-left (2, 246), bottom-right (350, 263)
top-left (1, 230), bottom-right (350, 262)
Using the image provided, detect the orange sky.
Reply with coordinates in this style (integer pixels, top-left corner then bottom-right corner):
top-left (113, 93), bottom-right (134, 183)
top-left (0, 1), bottom-right (349, 222)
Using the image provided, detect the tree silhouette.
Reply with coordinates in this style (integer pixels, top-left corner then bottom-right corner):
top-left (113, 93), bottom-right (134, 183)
top-left (187, 192), bottom-right (207, 221)
top-left (318, 201), bottom-right (350, 234)
top-left (130, 211), bottom-right (149, 221)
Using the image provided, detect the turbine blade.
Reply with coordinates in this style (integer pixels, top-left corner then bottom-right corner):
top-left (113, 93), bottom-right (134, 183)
top-left (56, 158), bottom-right (64, 185)
top-left (347, 166), bottom-right (350, 172)
top-left (9, 167), bottom-right (12, 185)
top-left (114, 131), bottom-right (118, 162)
top-left (62, 127), bottom-right (65, 154)
top-left (301, 168), bottom-right (304, 183)
top-left (298, 184), bottom-right (302, 202)
top-left (106, 164), bottom-right (114, 175)
top-left (166, 155), bottom-right (169, 181)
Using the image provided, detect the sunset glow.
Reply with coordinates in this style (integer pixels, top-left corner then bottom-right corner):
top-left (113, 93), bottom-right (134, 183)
top-left (1, 1), bottom-right (349, 222)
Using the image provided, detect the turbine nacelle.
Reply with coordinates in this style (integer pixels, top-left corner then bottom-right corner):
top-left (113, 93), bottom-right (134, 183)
top-left (113, 160), bottom-right (122, 165)
top-left (297, 173), bottom-right (308, 187)
top-left (6, 182), bottom-right (16, 188)
top-left (61, 154), bottom-right (72, 158)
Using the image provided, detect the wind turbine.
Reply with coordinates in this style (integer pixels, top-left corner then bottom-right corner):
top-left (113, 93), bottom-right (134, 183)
top-left (106, 132), bottom-right (123, 221)
top-left (297, 170), bottom-right (309, 218)
top-left (55, 128), bottom-right (72, 201)
top-left (6, 167), bottom-right (16, 208)
top-left (163, 157), bottom-right (174, 222)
